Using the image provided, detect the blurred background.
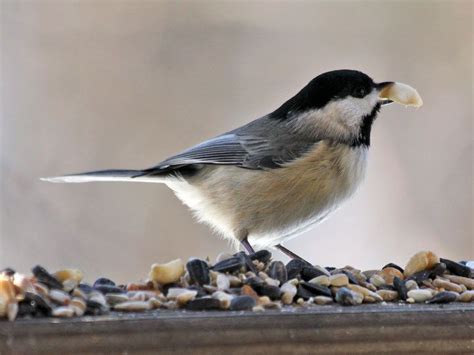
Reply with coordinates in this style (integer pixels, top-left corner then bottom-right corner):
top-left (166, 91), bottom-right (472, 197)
top-left (1, 0), bottom-right (472, 283)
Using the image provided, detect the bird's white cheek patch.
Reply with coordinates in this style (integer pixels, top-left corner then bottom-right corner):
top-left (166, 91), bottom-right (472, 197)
top-left (328, 92), bottom-right (379, 129)
top-left (291, 92), bottom-right (379, 141)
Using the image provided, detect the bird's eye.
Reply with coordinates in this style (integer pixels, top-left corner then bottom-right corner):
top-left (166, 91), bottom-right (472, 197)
top-left (353, 87), bottom-right (367, 98)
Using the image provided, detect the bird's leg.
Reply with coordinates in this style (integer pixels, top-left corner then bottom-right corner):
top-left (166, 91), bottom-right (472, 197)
top-left (275, 244), bottom-right (311, 264)
top-left (240, 236), bottom-right (256, 255)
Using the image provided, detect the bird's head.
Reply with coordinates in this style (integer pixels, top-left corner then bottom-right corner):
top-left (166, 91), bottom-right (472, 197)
top-left (270, 69), bottom-right (422, 146)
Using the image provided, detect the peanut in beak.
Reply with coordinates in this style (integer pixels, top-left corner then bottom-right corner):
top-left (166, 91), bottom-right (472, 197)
top-left (378, 82), bottom-right (423, 108)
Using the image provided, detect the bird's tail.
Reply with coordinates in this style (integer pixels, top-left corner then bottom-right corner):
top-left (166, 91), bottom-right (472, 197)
top-left (41, 169), bottom-right (166, 183)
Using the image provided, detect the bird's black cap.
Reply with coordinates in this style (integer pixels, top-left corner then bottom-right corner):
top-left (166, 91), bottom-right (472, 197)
top-left (270, 69), bottom-right (375, 120)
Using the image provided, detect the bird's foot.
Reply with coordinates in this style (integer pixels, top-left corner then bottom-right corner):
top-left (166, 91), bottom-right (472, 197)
top-left (240, 236), bottom-right (255, 255)
top-left (275, 244), bottom-right (311, 265)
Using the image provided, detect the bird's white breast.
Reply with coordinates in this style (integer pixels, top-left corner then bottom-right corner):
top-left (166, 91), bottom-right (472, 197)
top-left (166, 142), bottom-right (368, 248)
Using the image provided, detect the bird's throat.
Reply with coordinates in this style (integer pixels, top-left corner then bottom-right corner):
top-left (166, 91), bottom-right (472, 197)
top-left (352, 102), bottom-right (381, 147)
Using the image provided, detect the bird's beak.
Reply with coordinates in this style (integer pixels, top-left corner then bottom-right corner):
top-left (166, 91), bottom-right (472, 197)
top-left (376, 81), bottom-right (423, 107)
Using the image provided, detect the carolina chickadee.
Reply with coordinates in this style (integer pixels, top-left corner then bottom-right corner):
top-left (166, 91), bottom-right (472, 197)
top-left (43, 69), bottom-right (422, 260)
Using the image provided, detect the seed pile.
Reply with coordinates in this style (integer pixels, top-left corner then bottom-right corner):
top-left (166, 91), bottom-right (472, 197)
top-left (1, 250), bottom-right (473, 321)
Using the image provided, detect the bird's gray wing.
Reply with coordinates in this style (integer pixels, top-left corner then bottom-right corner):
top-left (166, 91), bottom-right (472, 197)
top-left (137, 116), bottom-right (318, 176)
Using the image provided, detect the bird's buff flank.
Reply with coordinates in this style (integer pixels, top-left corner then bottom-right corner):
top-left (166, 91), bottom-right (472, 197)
top-left (43, 70), bottom-right (422, 259)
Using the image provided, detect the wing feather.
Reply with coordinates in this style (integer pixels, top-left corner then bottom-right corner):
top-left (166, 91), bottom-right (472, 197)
top-left (137, 117), bottom-right (318, 177)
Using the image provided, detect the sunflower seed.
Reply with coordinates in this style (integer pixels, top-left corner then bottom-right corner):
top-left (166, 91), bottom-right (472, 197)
top-left (300, 282), bottom-right (332, 297)
top-left (94, 285), bottom-right (125, 294)
top-left (93, 277), bottom-right (115, 287)
top-left (440, 258), bottom-right (473, 278)
top-left (254, 284), bottom-right (281, 300)
top-left (230, 295), bottom-right (256, 311)
top-left (286, 259), bottom-right (307, 280)
top-left (393, 276), bottom-right (408, 301)
top-left (268, 261), bottom-right (287, 285)
top-left (301, 265), bottom-right (327, 281)
top-left (186, 259), bottom-right (210, 286)
top-left (382, 263), bottom-right (404, 273)
top-left (250, 250), bottom-right (272, 264)
top-left (427, 291), bottom-right (458, 304)
top-left (31, 266), bottom-right (62, 290)
top-left (185, 297), bottom-right (221, 311)
top-left (213, 257), bottom-right (245, 273)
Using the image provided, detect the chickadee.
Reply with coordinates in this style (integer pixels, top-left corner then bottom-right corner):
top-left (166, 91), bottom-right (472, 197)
top-left (43, 69), bottom-right (422, 260)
